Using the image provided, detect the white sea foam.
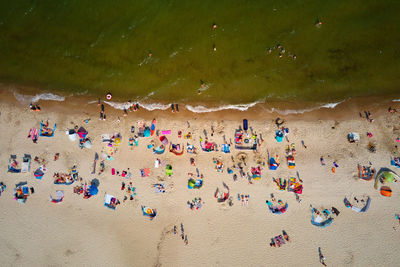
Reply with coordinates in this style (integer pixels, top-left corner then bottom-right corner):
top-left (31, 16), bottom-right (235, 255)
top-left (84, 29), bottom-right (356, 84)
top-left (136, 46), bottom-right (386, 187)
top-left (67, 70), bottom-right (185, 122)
top-left (13, 91), bottom-right (65, 104)
top-left (320, 100), bottom-right (344, 109)
top-left (185, 100), bottom-right (263, 113)
top-left (101, 98), bottom-right (345, 114)
top-left (169, 51), bottom-right (178, 58)
top-left (393, 99), bottom-right (400, 102)
top-left (104, 100), bottom-right (170, 111)
top-left (268, 100), bottom-right (345, 115)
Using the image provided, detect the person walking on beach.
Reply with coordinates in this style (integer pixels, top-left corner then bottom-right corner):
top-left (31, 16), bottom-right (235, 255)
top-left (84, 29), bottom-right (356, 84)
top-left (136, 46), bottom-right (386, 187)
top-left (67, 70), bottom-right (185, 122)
top-left (318, 247), bottom-right (327, 266)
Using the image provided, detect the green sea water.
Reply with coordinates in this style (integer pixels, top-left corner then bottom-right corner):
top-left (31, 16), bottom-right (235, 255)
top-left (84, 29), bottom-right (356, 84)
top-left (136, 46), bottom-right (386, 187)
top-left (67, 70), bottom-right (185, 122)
top-left (0, 0), bottom-right (399, 105)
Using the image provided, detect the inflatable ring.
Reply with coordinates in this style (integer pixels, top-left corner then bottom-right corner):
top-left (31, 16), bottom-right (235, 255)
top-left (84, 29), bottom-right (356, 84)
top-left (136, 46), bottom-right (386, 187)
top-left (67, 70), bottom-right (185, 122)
top-left (147, 208), bottom-right (152, 214)
top-left (106, 93), bottom-right (112, 100)
top-left (115, 138), bottom-right (120, 145)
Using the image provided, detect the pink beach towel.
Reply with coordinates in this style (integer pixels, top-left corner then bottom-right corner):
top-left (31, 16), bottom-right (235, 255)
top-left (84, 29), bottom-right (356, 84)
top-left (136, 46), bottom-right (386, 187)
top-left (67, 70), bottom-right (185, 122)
top-left (111, 168), bottom-right (116, 175)
top-left (161, 130), bottom-right (171, 135)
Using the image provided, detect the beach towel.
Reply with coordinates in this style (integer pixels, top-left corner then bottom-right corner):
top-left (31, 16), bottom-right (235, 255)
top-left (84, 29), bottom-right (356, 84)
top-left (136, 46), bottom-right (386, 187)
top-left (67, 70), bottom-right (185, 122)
top-left (222, 144), bottom-right (230, 153)
top-left (28, 128), bottom-right (39, 142)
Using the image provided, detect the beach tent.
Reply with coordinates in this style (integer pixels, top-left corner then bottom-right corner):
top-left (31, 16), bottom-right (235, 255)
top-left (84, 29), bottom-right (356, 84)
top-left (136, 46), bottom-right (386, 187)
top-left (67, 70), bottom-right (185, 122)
top-left (266, 200), bottom-right (288, 215)
top-left (374, 169), bottom-right (399, 189)
top-left (66, 129), bottom-right (77, 141)
top-left (343, 196), bottom-right (371, 212)
top-left (104, 194), bottom-right (119, 210)
top-left (142, 206), bottom-right (157, 219)
top-left (188, 178), bottom-right (203, 189)
top-left (310, 207), bottom-right (333, 228)
top-left (50, 190), bottom-right (64, 203)
top-left (77, 127), bottom-right (88, 139)
top-left (170, 143), bottom-right (184, 155)
top-left (40, 121), bottom-right (56, 137)
top-left (347, 132), bottom-right (360, 143)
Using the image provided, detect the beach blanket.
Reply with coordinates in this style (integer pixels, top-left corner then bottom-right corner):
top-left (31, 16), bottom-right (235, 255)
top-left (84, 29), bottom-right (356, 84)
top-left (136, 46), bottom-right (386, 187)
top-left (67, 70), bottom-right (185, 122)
top-left (141, 168), bottom-right (150, 177)
top-left (40, 121), bottom-right (56, 137)
top-left (344, 196), bottom-right (371, 212)
top-left (104, 194), bottom-right (119, 210)
top-left (188, 178), bottom-right (203, 189)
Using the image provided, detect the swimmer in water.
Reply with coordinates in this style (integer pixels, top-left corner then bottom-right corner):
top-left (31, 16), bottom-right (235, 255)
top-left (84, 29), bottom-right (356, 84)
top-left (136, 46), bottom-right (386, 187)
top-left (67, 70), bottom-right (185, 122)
top-left (212, 23), bottom-right (217, 29)
top-left (148, 51), bottom-right (152, 57)
top-left (315, 19), bottom-right (322, 28)
top-left (213, 44), bottom-right (216, 51)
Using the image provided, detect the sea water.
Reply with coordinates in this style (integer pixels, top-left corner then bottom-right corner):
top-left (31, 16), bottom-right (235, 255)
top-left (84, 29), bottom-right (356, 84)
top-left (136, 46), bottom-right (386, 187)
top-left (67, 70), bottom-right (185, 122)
top-left (0, 0), bottom-right (399, 108)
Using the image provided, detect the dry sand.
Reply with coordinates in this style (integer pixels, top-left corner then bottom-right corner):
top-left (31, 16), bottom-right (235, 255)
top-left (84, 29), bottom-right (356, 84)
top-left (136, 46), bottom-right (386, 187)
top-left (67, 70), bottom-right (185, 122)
top-left (0, 93), bottom-right (400, 267)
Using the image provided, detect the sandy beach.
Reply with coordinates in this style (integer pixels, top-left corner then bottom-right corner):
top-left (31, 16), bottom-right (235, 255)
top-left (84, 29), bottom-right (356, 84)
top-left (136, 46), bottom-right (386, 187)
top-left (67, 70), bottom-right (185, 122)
top-left (1, 90), bottom-right (400, 267)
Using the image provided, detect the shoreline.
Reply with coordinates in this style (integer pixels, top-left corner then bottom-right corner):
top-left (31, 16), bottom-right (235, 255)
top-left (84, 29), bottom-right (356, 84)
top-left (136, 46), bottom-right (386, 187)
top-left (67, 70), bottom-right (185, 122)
top-left (2, 84), bottom-right (400, 122)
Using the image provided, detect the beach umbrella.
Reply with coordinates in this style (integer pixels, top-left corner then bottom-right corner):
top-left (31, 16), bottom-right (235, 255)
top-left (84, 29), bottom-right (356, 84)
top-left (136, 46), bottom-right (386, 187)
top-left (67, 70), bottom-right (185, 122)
top-left (91, 178), bottom-right (100, 187)
top-left (84, 139), bottom-right (92, 148)
top-left (89, 186), bottom-right (98, 196)
top-left (236, 152), bottom-right (248, 163)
